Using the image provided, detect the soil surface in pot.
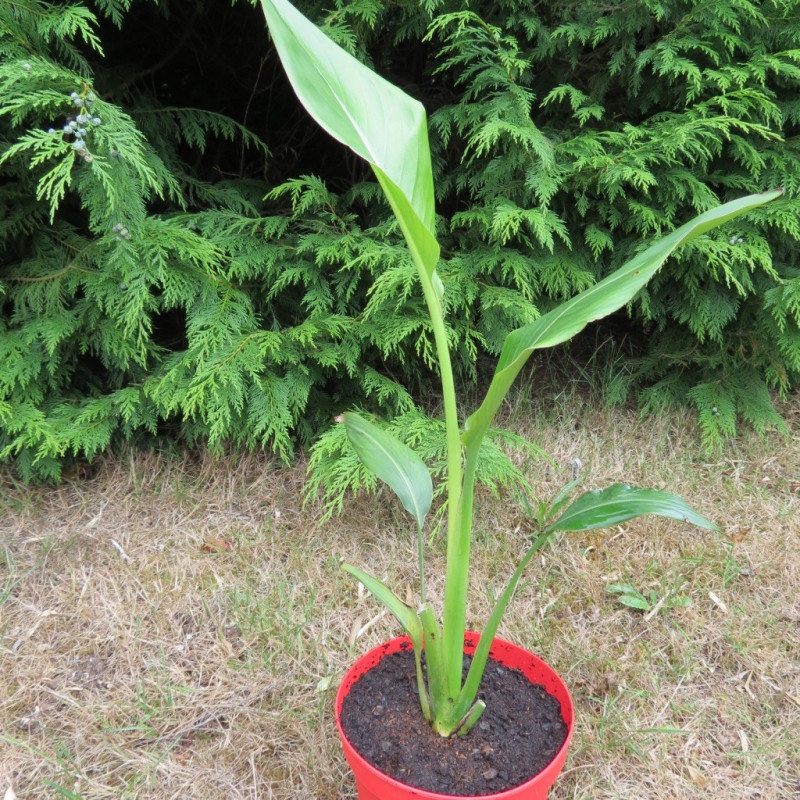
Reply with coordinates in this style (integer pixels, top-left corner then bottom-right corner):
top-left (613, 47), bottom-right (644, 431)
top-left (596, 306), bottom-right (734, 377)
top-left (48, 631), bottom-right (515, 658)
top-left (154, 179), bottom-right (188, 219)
top-left (340, 649), bottom-right (568, 796)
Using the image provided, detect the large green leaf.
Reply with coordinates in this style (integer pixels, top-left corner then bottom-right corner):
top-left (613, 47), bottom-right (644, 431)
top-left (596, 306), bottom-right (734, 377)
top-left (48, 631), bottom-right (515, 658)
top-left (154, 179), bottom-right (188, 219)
top-left (546, 483), bottom-right (718, 533)
top-left (260, 0), bottom-right (439, 283)
top-left (343, 412), bottom-right (432, 531)
top-left (462, 189), bottom-right (783, 451)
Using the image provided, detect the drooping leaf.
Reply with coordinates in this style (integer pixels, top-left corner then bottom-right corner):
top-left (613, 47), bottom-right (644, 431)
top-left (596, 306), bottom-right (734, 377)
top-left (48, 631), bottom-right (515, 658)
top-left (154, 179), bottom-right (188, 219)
top-left (343, 412), bottom-right (432, 531)
top-left (259, 0), bottom-right (440, 284)
top-left (341, 562), bottom-right (431, 720)
top-left (546, 483), bottom-right (718, 533)
top-left (462, 189), bottom-right (784, 452)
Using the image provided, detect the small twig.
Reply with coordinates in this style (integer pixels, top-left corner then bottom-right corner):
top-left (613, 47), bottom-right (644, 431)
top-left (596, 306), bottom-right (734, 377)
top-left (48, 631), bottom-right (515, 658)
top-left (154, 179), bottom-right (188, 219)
top-left (743, 670), bottom-right (756, 700)
top-left (356, 608), bottom-right (389, 640)
top-left (785, 692), bottom-right (800, 709)
top-left (650, 674), bottom-right (686, 728)
top-left (109, 539), bottom-right (132, 563)
top-left (643, 593), bottom-right (668, 622)
top-left (12, 609), bottom-right (57, 652)
top-left (240, 55), bottom-right (268, 176)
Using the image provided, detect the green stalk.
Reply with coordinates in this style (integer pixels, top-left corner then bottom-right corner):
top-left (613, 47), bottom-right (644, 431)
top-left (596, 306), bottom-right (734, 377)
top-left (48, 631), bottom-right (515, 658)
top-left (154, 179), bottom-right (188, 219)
top-left (441, 436), bottom-right (480, 699)
top-left (419, 603), bottom-right (448, 721)
top-left (417, 268), bottom-right (464, 704)
top-left (374, 171), bottom-right (466, 705)
top-left (417, 522), bottom-right (426, 606)
top-left (413, 636), bottom-right (433, 723)
top-left (449, 530), bottom-right (554, 729)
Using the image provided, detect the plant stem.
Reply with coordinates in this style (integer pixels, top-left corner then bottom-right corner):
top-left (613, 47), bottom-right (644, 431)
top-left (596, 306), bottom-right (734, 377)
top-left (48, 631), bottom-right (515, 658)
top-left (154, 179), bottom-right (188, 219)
top-left (403, 268), bottom-right (465, 706)
top-left (416, 521), bottom-right (426, 605)
top-left (371, 168), bottom-right (465, 711)
top-left (441, 438), bottom-right (480, 700)
top-left (451, 530), bottom-right (553, 726)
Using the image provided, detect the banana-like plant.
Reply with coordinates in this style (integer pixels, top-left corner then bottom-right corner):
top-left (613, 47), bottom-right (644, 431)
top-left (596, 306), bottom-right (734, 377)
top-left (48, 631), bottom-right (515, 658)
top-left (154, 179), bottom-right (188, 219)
top-left (261, 0), bottom-right (782, 738)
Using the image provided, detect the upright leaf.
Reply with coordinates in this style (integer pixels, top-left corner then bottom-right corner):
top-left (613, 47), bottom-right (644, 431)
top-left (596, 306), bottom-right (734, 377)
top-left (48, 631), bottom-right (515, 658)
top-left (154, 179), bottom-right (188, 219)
top-left (462, 189), bottom-right (784, 452)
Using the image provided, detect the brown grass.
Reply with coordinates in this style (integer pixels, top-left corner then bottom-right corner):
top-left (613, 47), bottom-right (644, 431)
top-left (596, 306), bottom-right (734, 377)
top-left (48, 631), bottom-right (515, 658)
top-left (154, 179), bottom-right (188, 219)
top-left (1, 394), bottom-right (798, 800)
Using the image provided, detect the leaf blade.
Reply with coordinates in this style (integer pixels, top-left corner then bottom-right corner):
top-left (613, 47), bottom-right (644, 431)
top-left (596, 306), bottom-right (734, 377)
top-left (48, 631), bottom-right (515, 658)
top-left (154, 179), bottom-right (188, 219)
top-left (260, 0), bottom-right (439, 280)
top-left (343, 412), bottom-right (432, 531)
top-left (617, 594), bottom-right (652, 611)
top-left (342, 563), bottom-right (423, 646)
top-left (546, 483), bottom-right (719, 533)
top-left (462, 189), bottom-right (784, 452)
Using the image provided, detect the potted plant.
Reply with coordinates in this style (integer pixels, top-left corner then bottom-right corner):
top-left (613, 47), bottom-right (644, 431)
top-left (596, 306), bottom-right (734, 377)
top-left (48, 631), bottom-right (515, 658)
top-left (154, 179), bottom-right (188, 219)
top-left (260, 0), bottom-right (782, 796)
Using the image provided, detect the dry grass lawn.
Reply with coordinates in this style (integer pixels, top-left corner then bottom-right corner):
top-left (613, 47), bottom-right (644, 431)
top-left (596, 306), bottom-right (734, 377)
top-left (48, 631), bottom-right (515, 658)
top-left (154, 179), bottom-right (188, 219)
top-left (1, 391), bottom-right (799, 799)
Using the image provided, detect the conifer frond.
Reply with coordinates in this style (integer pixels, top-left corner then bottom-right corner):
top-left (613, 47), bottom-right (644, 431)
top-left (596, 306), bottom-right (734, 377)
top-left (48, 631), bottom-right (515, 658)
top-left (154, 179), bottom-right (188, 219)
top-left (2, 0), bottom-right (799, 479)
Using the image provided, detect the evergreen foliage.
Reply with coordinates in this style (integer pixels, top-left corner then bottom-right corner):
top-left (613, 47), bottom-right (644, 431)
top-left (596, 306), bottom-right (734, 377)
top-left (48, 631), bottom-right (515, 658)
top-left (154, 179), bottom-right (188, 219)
top-left (421, 1), bottom-right (800, 449)
top-left (2, 0), bottom-right (799, 479)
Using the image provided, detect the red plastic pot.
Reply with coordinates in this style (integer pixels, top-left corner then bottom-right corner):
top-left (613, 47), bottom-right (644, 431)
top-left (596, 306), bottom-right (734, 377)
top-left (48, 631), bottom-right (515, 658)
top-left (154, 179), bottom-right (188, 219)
top-left (335, 632), bottom-right (574, 800)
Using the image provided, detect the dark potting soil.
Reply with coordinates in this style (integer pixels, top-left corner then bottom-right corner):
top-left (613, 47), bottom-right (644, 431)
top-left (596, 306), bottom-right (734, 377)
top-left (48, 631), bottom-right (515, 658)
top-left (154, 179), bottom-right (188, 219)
top-left (339, 648), bottom-right (568, 796)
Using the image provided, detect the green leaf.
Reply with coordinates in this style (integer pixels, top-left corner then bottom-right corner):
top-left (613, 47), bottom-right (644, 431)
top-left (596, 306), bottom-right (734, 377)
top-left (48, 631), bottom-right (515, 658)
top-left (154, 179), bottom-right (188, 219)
top-left (546, 483), bottom-right (718, 533)
top-left (342, 563), bottom-right (431, 721)
top-left (259, 0), bottom-right (440, 285)
top-left (341, 563), bottom-right (423, 646)
top-left (606, 582), bottom-right (651, 610)
top-left (462, 189), bottom-right (784, 453)
top-left (606, 582), bottom-right (640, 595)
top-left (343, 412), bottom-right (432, 531)
top-left (617, 594), bottom-right (652, 611)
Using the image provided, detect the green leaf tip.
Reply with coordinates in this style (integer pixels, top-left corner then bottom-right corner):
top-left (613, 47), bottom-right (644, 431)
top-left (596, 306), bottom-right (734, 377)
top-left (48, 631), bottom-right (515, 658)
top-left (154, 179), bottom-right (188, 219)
top-left (462, 188), bottom-right (785, 452)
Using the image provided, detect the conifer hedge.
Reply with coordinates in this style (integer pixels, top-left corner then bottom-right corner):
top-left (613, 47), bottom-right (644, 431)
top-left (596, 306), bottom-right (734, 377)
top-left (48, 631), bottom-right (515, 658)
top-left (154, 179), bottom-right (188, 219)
top-left (2, 0), bottom-right (799, 479)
